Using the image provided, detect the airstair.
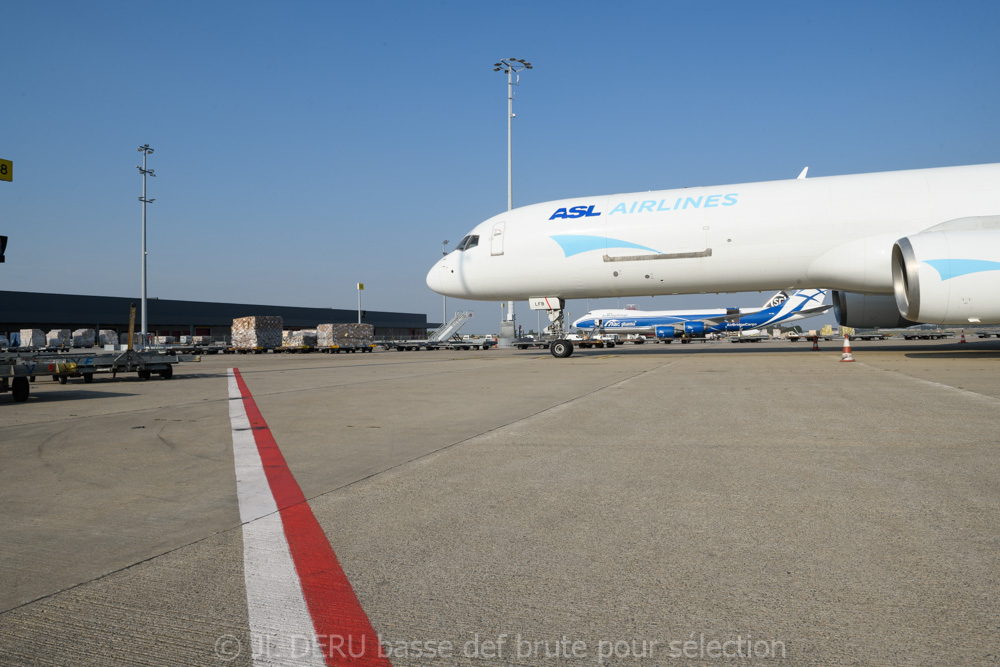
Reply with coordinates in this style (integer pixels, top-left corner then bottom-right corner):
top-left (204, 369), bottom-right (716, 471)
top-left (429, 311), bottom-right (474, 342)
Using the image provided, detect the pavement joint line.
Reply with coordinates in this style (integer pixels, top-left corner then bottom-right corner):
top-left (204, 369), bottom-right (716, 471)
top-left (0, 361), bottom-right (477, 429)
top-left (855, 362), bottom-right (1000, 405)
top-left (227, 354), bottom-right (575, 398)
top-left (0, 520), bottom-right (244, 617)
top-left (269, 357), bottom-right (682, 503)
top-left (0, 357), bottom-right (673, 619)
top-left (0, 356), bottom-right (484, 429)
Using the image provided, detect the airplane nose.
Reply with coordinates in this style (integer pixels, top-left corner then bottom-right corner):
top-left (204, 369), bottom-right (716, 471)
top-left (426, 261), bottom-right (444, 294)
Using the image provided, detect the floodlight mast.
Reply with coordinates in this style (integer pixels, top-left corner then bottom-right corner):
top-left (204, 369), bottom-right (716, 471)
top-left (442, 240), bottom-right (449, 325)
top-left (492, 58), bottom-right (532, 212)
top-left (493, 58), bottom-right (532, 324)
top-left (137, 144), bottom-right (156, 348)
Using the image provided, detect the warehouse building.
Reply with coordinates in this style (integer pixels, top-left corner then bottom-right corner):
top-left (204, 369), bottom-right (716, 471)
top-left (0, 290), bottom-right (430, 344)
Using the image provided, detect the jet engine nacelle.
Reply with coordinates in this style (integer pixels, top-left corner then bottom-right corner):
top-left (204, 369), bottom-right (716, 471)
top-left (832, 291), bottom-right (915, 328)
top-left (655, 325), bottom-right (676, 340)
top-left (684, 322), bottom-right (705, 336)
top-left (892, 228), bottom-right (1000, 324)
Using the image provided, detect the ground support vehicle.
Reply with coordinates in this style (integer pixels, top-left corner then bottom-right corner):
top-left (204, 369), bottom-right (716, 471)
top-left (0, 358), bottom-right (36, 402)
top-left (851, 330), bottom-right (890, 341)
top-left (382, 340), bottom-right (435, 351)
top-left (901, 331), bottom-right (953, 340)
top-left (382, 311), bottom-right (489, 351)
top-left (153, 341), bottom-right (229, 355)
top-left (30, 349), bottom-right (181, 383)
top-left (574, 332), bottom-right (620, 349)
top-left (728, 334), bottom-right (768, 343)
top-left (318, 343), bottom-right (375, 353)
top-left (383, 335), bottom-right (494, 351)
top-left (275, 345), bottom-right (317, 354)
top-left (787, 333), bottom-right (835, 342)
top-left (513, 337), bottom-right (550, 350)
top-left (440, 336), bottom-right (495, 350)
top-left (888, 329), bottom-right (954, 340)
top-left (0, 348), bottom-right (181, 401)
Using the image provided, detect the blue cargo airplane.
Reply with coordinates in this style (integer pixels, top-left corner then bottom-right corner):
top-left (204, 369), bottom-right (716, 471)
top-left (571, 289), bottom-right (830, 339)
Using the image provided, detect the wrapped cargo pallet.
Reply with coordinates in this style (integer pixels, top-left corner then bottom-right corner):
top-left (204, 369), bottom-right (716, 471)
top-left (119, 332), bottom-right (145, 346)
top-left (193, 335), bottom-right (213, 345)
top-left (73, 329), bottom-right (95, 347)
top-left (284, 329), bottom-right (317, 347)
top-left (20, 329), bottom-right (46, 347)
top-left (232, 316), bottom-right (283, 350)
top-left (47, 329), bottom-right (71, 348)
top-left (99, 330), bottom-right (118, 346)
top-left (317, 323), bottom-right (374, 349)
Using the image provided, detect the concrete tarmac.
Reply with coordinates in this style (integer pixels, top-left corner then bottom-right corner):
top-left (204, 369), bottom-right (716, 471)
top-left (1, 339), bottom-right (998, 665)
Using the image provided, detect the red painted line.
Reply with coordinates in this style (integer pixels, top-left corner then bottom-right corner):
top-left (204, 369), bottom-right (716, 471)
top-left (232, 368), bottom-right (390, 667)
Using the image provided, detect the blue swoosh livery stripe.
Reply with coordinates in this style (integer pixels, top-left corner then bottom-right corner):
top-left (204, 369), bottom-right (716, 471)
top-left (924, 259), bottom-right (1000, 281)
top-left (550, 235), bottom-right (661, 258)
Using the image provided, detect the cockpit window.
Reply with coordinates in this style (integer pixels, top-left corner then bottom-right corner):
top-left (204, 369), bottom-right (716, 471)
top-left (455, 235), bottom-right (480, 251)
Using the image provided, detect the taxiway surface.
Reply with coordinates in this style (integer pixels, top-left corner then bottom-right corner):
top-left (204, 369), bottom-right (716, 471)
top-left (1, 340), bottom-right (998, 665)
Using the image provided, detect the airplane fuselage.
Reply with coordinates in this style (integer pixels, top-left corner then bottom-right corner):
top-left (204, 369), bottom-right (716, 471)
top-left (427, 164), bottom-right (1000, 305)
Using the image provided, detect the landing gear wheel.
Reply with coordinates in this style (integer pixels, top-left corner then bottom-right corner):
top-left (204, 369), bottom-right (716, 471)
top-left (12, 377), bottom-right (29, 402)
top-left (550, 339), bottom-right (574, 358)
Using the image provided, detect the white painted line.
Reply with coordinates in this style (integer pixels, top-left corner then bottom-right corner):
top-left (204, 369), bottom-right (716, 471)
top-left (228, 370), bottom-right (327, 666)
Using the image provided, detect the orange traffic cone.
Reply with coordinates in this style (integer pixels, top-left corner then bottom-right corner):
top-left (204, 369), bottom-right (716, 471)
top-left (812, 336), bottom-right (820, 351)
top-left (840, 334), bottom-right (855, 362)
top-left (959, 330), bottom-right (967, 344)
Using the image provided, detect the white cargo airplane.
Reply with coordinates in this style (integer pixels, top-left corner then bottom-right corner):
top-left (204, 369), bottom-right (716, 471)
top-left (426, 163), bottom-right (1000, 357)
top-left (572, 289), bottom-right (831, 338)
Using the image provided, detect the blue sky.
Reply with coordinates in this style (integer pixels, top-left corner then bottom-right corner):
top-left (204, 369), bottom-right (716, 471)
top-left (3, 1), bottom-right (999, 330)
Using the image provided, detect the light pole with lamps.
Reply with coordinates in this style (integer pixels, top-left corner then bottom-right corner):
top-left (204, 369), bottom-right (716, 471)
top-left (137, 144), bottom-right (155, 348)
top-left (493, 58), bottom-right (532, 212)
top-left (442, 240), bottom-right (449, 326)
top-left (493, 58), bottom-right (532, 325)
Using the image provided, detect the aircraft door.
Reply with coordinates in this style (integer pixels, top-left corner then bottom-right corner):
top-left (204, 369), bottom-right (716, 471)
top-left (490, 221), bottom-right (506, 256)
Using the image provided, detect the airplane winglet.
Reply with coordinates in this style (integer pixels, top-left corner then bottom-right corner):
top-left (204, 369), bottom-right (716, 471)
top-left (797, 167), bottom-right (809, 180)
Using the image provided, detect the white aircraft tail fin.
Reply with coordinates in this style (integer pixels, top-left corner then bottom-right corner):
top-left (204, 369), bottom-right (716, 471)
top-left (763, 291), bottom-right (791, 309)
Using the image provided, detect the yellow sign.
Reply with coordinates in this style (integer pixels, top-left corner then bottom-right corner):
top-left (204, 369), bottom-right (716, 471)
top-left (357, 283), bottom-right (364, 290)
top-left (0, 159), bottom-right (11, 182)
